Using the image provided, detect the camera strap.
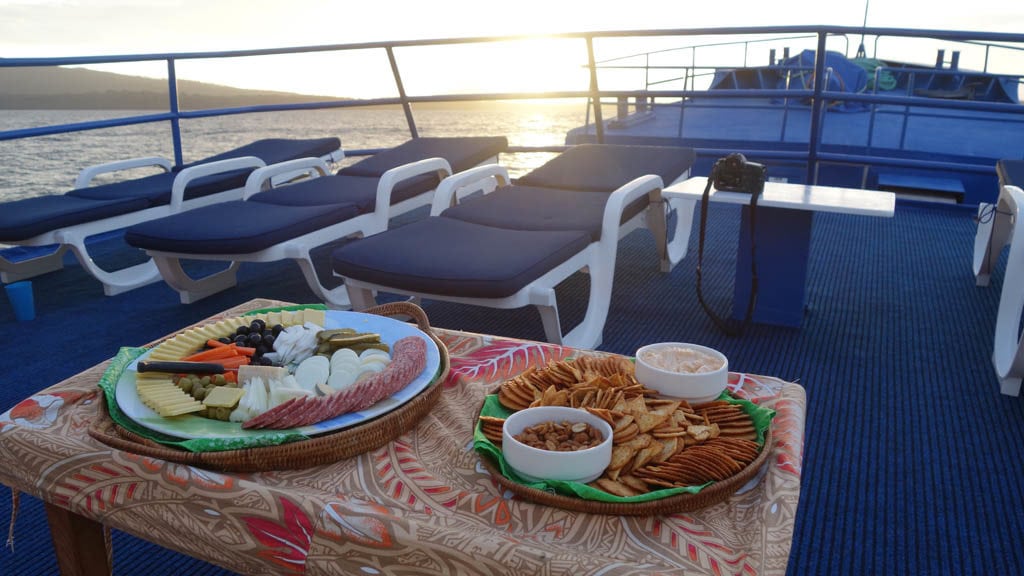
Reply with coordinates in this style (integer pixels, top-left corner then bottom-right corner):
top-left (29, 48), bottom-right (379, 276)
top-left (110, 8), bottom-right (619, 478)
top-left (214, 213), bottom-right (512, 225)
top-left (695, 167), bottom-right (760, 336)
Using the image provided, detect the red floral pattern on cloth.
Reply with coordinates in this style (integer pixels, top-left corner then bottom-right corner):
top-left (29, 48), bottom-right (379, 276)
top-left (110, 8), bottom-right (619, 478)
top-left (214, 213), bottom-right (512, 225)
top-left (243, 498), bottom-right (315, 573)
top-left (0, 300), bottom-right (806, 575)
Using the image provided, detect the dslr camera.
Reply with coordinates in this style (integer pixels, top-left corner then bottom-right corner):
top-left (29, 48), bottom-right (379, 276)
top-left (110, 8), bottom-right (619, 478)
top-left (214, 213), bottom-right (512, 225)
top-left (713, 153), bottom-right (766, 195)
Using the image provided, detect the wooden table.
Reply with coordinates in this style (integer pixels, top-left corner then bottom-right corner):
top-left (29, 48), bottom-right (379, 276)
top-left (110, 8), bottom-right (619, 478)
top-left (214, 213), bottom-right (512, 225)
top-left (0, 299), bottom-right (806, 575)
top-left (663, 177), bottom-right (896, 327)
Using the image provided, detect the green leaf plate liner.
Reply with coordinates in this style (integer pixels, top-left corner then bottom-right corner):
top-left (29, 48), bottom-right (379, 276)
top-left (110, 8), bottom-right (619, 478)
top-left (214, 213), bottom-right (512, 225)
top-left (473, 391), bottom-right (775, 503)
top-left (96, 304), bottom-right (329, 452)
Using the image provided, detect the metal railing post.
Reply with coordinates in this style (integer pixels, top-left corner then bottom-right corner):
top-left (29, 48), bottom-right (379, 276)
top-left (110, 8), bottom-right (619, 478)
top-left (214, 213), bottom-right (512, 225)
top-left (645, 53), bottom-right (650, 91)
top-left (586, 36), bottom-right (605, 143)
top-left (166, 58), bottom-right (183, 167)
top-left (806, 32), bottom-right (829, 185)
top-left (386, 46), bottom-right (418, 139)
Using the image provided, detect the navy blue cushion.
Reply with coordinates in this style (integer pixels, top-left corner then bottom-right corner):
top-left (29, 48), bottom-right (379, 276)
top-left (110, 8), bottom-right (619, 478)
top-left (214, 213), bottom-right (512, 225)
top-left (68, 169), bottom-right (254, 206)
top-left (516, 144), bottom-right (695, 192)
top-left (340, 136), bottom-right (508, 178)
top-left (125, 200), bottom-right (360, 254)
top-left (331, 217), bottom-right (591, 299)
top-left (68, 137), bottom-right (341, 206)
top-left (177, 137), bottom-right (340, 170)
top-left (997, 159), bottom-right (1024, 187)
top-left (251, 174), bottom-right (378, 210)
top-left (441, 185), bottom-right (647, 242)
top-left (66, 171), bottom-right (175, 204)
top-left (250, 173), bottom-right (437, 210)
top-left (0, 195), bottom-right (150, 242)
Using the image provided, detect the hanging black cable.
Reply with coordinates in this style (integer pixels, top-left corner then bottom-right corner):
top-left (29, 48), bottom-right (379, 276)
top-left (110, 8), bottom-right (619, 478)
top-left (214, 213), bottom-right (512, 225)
top-left (695, 154), bottom-right (764, 337)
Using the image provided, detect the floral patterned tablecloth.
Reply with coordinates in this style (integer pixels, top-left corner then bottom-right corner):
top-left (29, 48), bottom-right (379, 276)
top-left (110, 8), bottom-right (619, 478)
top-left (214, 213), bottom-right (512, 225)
top-left (0, 299), bottom-right (805, 576)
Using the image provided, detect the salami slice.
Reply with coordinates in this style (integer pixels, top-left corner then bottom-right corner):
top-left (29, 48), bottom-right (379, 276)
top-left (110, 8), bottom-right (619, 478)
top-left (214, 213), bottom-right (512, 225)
top-left (243, 336), bottom-right (428, 430)
top-left (266, 398), bottom-right (311, 430)
top-left (241, 395), bottom-right (306, 430)
top-left (241, 396), bottom-right (299, 429)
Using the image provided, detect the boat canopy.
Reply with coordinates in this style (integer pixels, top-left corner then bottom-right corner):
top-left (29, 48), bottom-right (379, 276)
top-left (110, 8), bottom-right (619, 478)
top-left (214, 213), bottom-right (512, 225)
top-left (709, 49), bottom-right (1019, 107)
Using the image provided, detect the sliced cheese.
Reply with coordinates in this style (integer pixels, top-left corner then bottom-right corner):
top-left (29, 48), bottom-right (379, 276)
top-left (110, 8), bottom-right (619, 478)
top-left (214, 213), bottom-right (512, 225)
top-left (159, 403), bottom-right (204, 417)
top-left (148, 308), bottom-right (321, 362)
top-left (203, 386), bottom-right (246, 408)
top-left (237, 364), bottom-right (289, 386)
top-left (303, 309), bottom-right (326, 326)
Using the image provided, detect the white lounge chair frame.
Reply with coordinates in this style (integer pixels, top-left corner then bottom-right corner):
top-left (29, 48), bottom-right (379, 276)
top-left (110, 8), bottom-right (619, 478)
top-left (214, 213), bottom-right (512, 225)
top-left (343, 164), bottom-right (689, 350)
top-left (973, 188), bottom-right (1018, 287)
top-left (991, 185), bottom-right (1024, 396)
top-left (0, 148), bottom-right (343, 295)
top-left (143, 156), bottom-right (457, 307)
top-left (650, 194), bottom-right (697, 273)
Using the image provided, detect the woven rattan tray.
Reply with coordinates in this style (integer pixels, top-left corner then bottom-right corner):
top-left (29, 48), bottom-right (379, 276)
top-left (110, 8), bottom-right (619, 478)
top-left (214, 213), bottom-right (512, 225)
top-left (88, 302), bottom-right (449, 472)
top-left (479, 428), bottom-right (771, 516)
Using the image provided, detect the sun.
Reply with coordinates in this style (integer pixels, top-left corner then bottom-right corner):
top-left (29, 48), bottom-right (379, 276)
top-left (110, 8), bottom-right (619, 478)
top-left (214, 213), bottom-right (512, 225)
top-left (490, 37), bottom-right (594, 94)
top-left (388, 36), bottom-right (592, 100)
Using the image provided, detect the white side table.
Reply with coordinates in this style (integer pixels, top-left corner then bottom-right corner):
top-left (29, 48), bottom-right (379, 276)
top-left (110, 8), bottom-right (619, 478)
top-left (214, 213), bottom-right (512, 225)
top-left (662, 177), bottom-right (895, 327)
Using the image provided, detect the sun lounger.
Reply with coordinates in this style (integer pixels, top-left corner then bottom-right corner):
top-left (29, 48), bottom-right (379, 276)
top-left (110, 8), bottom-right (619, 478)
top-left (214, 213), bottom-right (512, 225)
top-left (0, 137), bottom-right (342, 294)
top-left (991, 184), bottom-right (1024, 396)
top-left (329, 144), bottom-right (695, 349)
top-left (124, 136), bottom-right (508, 306)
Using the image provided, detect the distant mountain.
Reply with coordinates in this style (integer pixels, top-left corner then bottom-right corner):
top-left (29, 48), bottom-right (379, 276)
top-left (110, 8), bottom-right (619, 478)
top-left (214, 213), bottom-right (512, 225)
top-left (0, 66), bottom-right (338, 109)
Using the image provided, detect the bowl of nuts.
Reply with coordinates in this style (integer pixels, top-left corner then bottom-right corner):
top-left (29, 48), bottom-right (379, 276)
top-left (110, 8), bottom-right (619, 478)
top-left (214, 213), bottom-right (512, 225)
top-left (501, 406), bottom-right (613, 484)
top-left (635, 342), bottom-right (728, 404)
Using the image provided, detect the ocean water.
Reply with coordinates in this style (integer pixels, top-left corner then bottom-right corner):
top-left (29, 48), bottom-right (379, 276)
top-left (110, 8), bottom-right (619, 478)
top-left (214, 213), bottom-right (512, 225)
top-left (0, 104), bottom-right (591, 202)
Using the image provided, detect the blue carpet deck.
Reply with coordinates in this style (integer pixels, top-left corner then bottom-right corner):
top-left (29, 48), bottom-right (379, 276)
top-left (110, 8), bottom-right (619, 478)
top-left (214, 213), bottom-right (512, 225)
top-left (1, 201), bottom-right (1022, 575)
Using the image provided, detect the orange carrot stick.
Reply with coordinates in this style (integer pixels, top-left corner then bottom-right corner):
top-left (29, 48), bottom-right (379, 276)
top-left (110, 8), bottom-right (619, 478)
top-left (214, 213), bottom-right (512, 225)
top-left (183, 345), bottom-right (240, 362)
top-left (216, 356), bottom-right (251, 369)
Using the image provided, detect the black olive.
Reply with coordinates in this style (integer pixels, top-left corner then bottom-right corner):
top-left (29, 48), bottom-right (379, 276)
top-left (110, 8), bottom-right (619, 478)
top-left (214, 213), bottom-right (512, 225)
top-left (246, 333), bottom-right (262, 346)
top-left (235, 325), bottom-right (250, 336)
top-left (218, 337), bottom-right (232, 345)
top-left (256, 343), bottom-right (271, 356)
top-left (271, 324), bottom-right (284, 336)
top-left (250, 319), bottom-right (266, 332)
top-left (262, 334), bottom-right (276, 348)
top-left (258, 356), bottom-right (274, 366)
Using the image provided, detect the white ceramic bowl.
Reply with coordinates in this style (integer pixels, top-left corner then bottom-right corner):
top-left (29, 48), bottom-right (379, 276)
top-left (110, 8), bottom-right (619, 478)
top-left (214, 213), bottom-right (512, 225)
top-left (501, 406), bottom-right (613, 484)
top-left (635, 342), bottom-right (728, 403)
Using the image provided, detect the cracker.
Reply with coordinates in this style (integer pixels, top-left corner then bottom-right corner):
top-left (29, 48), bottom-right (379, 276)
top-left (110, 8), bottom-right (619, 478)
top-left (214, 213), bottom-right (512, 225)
top-left (620, 474), bottom-right (650, 493)
top-left (636, 411), bottom-right (671, 433)
top-left (593, 477), bottom-right (640, 497)
top-left (613, 422), bottom-right (640, 444)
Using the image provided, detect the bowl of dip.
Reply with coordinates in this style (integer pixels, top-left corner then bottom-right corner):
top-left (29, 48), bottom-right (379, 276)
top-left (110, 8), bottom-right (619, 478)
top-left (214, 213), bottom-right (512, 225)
top-left (634, 343), bottom-right (728, 403)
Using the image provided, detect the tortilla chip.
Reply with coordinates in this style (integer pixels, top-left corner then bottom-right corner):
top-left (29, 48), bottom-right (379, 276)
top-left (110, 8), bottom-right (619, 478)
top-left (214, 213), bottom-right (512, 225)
top-left (622, 395), bottom-right (648, 415)
top-left (594, 477), bottom-right (640, 497)
top-left (636, 411), bottom-right (671, 433)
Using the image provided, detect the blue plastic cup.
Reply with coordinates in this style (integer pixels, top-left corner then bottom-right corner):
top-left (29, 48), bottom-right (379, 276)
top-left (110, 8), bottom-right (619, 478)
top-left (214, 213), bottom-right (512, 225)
top-left (5, 281), bottom-right (35, 322)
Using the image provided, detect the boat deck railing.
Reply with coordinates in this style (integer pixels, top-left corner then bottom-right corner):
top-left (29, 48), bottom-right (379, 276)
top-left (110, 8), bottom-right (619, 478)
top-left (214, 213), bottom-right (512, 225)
top-left (580, 27), bottom-right (1024, 197)
top-left (2, 25), bottom-right (1024, 194)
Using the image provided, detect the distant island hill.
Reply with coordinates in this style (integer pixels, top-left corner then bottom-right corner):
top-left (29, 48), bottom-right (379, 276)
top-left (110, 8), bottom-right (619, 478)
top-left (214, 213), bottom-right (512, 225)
top-left (0, 66), bottom-right (338, 109)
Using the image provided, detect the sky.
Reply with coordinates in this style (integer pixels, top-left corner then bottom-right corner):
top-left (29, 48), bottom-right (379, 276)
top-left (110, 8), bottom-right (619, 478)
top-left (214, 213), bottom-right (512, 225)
top-left (3, 0), bottom-right (1024, 98)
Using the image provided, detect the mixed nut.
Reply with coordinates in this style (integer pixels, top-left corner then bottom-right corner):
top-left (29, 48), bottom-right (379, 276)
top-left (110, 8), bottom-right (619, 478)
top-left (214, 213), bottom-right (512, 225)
top-left (512, 420), bottom-right (604, 451)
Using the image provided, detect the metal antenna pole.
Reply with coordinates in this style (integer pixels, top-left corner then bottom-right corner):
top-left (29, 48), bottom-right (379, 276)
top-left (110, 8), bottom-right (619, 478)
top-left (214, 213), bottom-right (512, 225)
top-left (857, 0), bottom-right (870, 58)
